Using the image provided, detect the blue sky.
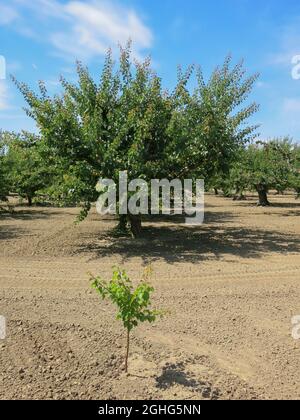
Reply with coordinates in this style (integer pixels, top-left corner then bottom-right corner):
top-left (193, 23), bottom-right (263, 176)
top-left (0, 0), bottom-right (300, 141)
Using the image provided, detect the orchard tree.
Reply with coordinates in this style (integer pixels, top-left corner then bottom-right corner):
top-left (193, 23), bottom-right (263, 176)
top-left (244, 138), bottom-right (297, 206)
top-left (247, 143), bottom-right (275, 206)
top-left (268, 138), bottom-right (297, 194)
top-left (207, 173), bottom-right (222, 195)
top-left (13, 44), bottom-right (173, 234)
top-left (206, 173), bottom-right (233, 197)
top-left (6, 131), bottom-right (53, 206)
top-left (13, 44), bottom-right (259, 235)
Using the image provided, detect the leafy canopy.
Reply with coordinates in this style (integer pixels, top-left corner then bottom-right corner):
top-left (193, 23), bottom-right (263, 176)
top-left (91, 267), bottom-right (163, 332)
top-left (5, 131), bottom-right (54, 204)
top-left (223, 138), bottom-right (300, 201)
top-left (12, 43), bottom-right (259, 220)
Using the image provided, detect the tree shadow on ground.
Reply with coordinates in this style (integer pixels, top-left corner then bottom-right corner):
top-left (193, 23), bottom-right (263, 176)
top-left (279, 210), bottom-right (300, 217)
top-left (156, 362), bottom-right (220, 399)
top-left (268, 202), bottom-right (300, 209)
top-left (0, 209), bottom-right (75, 221)
top-left (76, 210), bottom-right (300, 264)
top-left (0, 225), bottom-right (28, 241)
top-left (143, 211), bottom-right (235, 225)
top-left (235, 201), bottom-right (300, 209)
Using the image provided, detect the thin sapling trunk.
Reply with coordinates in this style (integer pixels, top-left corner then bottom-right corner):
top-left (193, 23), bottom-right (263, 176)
top-left (125, 328), bottom-right (130, 373)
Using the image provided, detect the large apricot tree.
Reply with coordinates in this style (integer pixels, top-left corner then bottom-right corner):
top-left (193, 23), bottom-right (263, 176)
top-left (13, 45), bottom-right (258, 235)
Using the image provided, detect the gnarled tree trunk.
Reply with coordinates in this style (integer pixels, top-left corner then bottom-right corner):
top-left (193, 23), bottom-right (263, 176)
top-left (116, 214), bottom-right (128, 232)
top-left (27, 195), bottom-right (33, 206)
top-left (256, 184), bottom-right (270, 206)
top-left (127, 214), bottom-right (142, 237)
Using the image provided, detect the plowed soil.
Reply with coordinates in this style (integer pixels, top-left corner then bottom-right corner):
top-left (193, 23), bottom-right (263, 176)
top-left (0, 194), bottom-right (299, 400)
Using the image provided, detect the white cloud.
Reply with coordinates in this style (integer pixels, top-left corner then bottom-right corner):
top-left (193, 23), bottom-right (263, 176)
top-left (51, 0), bottom-right (153, 60)
top-left (0, 4), bottom-right (19, 25)
top-left (4, 0), bottom-right (153, 61)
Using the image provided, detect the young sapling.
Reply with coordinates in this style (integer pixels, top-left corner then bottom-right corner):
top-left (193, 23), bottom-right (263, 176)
top-left (90, 267), bottom-right (164, 373)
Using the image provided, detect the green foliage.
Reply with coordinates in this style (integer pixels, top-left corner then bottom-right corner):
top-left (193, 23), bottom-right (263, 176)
top-left (12, 43), bottom-right (259, 234)
top-left (90, 266), bottom-right (164, 372)
top-left (226, 138), bottom-right (300, 204)
top-left (288, 144), bottom-right (300, 198)
top-left (5, 131), bottom-right (54, 205)
top-left (91, 267), bottom-right (163, 332)
top-left (247, 139), bottom-right (296, 195)
top-left (167, 57), bottom-right (259, 180)
top-left (0, 132), bottom-right (9, 201)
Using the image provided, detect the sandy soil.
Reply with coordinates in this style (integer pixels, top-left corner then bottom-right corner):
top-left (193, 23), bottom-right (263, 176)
top-left (0, 193), bottom-right (300, 400)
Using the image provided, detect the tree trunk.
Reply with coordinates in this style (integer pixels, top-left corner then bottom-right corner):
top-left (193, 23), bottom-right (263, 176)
top-left (127, 214), bottom-right (142, 237)
top-left (233, 189), bottom-right (246, 201)
top-left (256, 184), bottom-right (270, 206)
top-left (27, 195), bottom-right (33, 206)
top-left (125, 328), bottom-right (130, 373)
top-left (233, 193), bottom-right (246, 201)
top-left (116, 214), bottom-right (128, 232)
top-left (214, 188), bottom-right (219, 196)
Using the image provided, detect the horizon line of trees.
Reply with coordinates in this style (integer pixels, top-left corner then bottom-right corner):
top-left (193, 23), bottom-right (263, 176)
top-left (209, 138), bottom-right (300, 205)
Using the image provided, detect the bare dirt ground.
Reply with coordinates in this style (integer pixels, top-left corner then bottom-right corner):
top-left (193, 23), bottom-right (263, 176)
top-left (0, 193), bottom-right (300, 400)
